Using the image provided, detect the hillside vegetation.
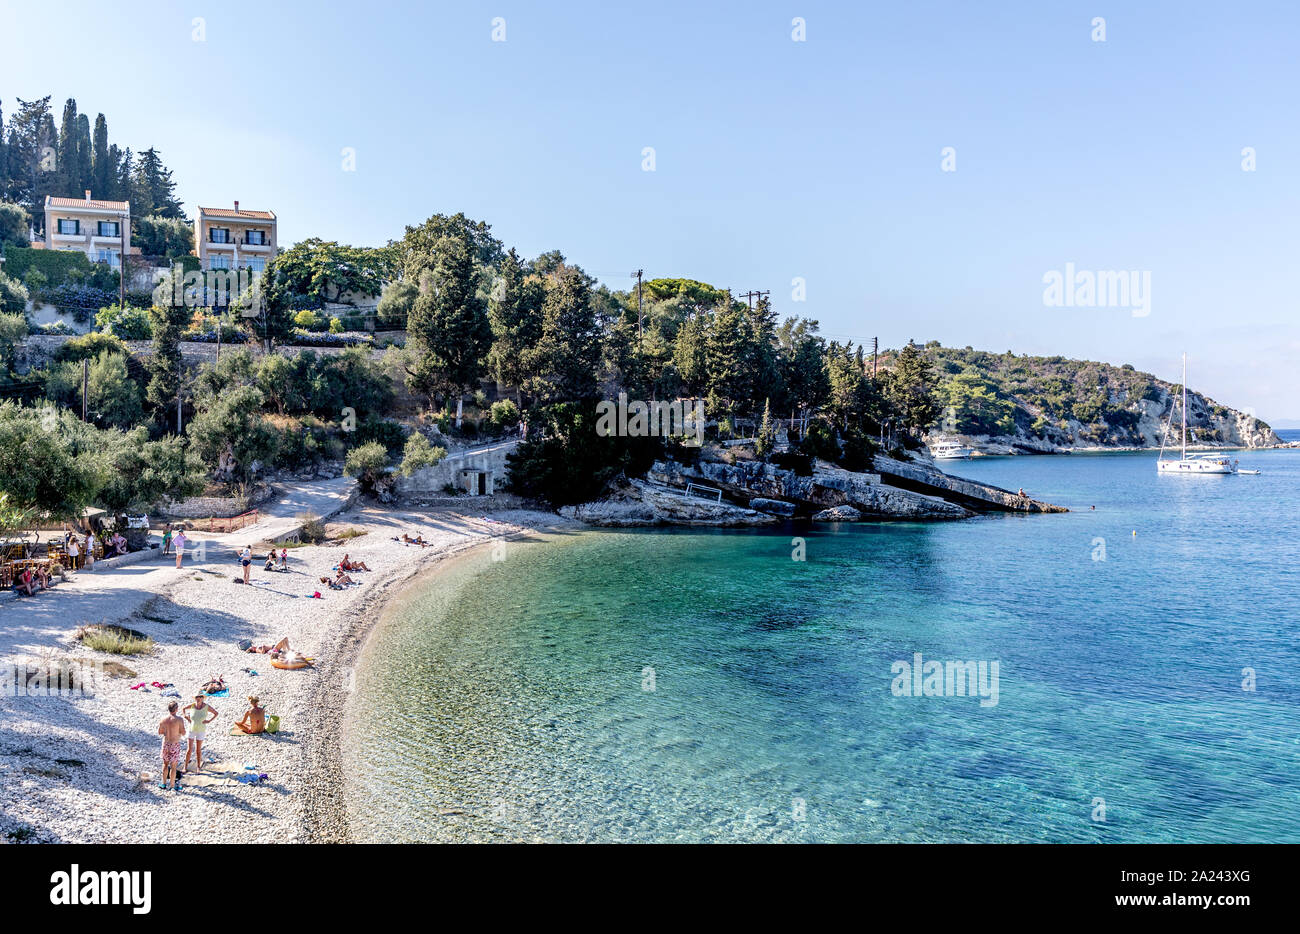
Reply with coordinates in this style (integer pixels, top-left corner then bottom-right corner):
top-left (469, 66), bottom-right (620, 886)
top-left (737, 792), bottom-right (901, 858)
top-left (909, 343), bottom-right (1277, 450)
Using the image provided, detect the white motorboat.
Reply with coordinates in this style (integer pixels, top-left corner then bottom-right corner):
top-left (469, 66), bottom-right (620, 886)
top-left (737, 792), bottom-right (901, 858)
top-left (1157, 354), bottom-right (1237, 475)
top-left (930, 440), bottom-right (973, 460)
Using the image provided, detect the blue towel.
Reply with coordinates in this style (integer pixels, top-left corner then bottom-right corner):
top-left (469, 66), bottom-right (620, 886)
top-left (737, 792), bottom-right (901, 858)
top-left (205, 688), bottom-right (230, 697)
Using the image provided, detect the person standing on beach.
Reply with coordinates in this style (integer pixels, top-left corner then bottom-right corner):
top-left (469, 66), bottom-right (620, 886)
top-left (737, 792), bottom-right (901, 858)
top-left (173, 529), bottom-right (187, 569)
top-left (182, 693), bottom-right (218, 772)
top-left (157, 701), bottom-right (187, 790)
top-left (66, 533), bottom-right (80, 572)
top-left (83, 532), bottom-right (94, 571)
top-left (162, 524), bottom-right (173, 556)
top-left (240, 545), bottom-right (252, 584)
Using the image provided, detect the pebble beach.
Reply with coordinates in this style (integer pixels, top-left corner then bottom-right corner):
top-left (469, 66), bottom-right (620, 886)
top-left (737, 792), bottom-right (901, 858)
top-left (0, 501), bottom-right (561, 844)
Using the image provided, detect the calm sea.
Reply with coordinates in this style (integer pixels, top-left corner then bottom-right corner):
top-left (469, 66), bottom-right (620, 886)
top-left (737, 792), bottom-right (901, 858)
top-left (342, 448), bottom-right (1300, 842)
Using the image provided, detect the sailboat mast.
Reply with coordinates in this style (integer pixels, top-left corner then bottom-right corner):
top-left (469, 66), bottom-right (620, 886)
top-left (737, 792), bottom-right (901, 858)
top-left (1181, 352), bottom-right (1187, 460)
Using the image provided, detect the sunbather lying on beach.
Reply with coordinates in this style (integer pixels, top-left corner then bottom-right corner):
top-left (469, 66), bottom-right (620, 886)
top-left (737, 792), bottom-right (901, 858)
top-left (339, 554), bottom-right (370, 572)
top-left (334, 569), bottom-right (355, 586)
top-left (400, 533), bottom-right (429, 547)
top-left (245, 637), bottom-right (290, 656)
top-left (201, 675), bottom-right (225, 694)
top-left (233, 696), bottom-right (266, 735)
top-left (320, 575), bottom-right (345, 590)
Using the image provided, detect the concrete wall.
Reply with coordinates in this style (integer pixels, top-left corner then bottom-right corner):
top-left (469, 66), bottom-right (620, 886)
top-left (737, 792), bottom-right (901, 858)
top-left (394, 441), bottom-right (518, 497)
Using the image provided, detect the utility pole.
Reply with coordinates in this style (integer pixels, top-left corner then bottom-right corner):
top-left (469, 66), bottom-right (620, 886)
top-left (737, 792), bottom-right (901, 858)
top-left (81, 359), bottom-right (88, 421)
top-left (631, 269), bottom-right (643, 342)
top-left (738, 289), bottom-right (770, 309)
top-left (118, 211), bottom-right (127, 311)
top-left (177, 387), bottom-right (183, 435)
top-left (871, 336), bottom-right (878, 378)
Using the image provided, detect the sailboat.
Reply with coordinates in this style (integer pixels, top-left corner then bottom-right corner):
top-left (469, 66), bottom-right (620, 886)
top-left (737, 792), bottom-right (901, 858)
top-left (1156, 354), bottom-right (1237, 475)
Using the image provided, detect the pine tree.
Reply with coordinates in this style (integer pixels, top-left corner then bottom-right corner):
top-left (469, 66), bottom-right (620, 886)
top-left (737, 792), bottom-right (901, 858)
top-left (406, 230), bottom-right (492, 419)
top-left (887, 340), bottom-right (942, 437)
top-left (91, 114), bottom-right (111, 197)
top-left (117, 148), bottom-right (134, 208)
top-left (487, 247), bottom-right (545, 402)
top-left (525, 264), bottom-right (602, 404)
top-left (57, 98), bottom-right (79, 196)
top-left (131, 147), bottom-right (183, 219)
top-left (705, 293), bottom-right (751, 415)
top-left (0, 99), bottom-right (7, 201)
top-left (75, 113), bottom-right (92, 195)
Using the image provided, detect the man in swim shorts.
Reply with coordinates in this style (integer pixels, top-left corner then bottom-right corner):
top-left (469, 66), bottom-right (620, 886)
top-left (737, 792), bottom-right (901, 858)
top-left (157, 700), bottom-right (187, 790)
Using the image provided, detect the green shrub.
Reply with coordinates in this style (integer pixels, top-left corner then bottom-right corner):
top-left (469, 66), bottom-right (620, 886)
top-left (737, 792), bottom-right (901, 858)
top-left (0, 271), bottom-right (29, 315)
top-left (344, 440), bottom-right (390, 491)
top-left (399, 432), bottom-right (447, 476)
top-left (354, 416), bottom-right (406, 453)
top-left (489, 399), bottom-right (520, 429)
top-left (0, 202), bottom-right (30, 248)
top-left (504, 403), bottom-right (662, 506)
top-left (94, 303), bottom-right (153, 340)
top-left (52, 332), bottom-right (128, 364)
top-left (297, 513), bottom-right (327, 543)
top-left (77, 624), bottom-right (154, 656)
top-left (799, 421), bottom-right (839, 461)
top-left (328, 317), bottom-right (343, 334)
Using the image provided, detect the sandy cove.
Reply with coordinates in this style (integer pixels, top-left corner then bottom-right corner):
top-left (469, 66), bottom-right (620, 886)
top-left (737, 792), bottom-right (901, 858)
top-left (0, 501), bottom-right (567, 844)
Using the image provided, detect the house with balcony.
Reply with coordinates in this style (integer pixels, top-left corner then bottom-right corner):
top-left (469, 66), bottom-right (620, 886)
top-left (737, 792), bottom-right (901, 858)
top-left (194, 202), bottom-right (277, 273)
top-left (42, 191), bottom-right (132, 268)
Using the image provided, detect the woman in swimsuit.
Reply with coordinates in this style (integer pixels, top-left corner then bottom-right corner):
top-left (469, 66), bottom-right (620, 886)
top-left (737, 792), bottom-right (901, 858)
top-left (240, 545), bottom-right (253, 584)
top-left (182, 694), bottom-right (218, 772)
top-left (339, 554), bottom-right (371, 572)
top-left (234, 696), bottom-right (266, 734)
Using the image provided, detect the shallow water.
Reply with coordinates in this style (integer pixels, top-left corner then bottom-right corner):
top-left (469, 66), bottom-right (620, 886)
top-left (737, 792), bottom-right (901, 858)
top-left (342, 449), bottom-right (1300, 842)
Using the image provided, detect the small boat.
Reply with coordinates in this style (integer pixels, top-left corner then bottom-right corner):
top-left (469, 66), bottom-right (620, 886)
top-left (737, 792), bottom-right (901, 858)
top-left (1239, 469), bottom-right (1261, 475)
top-left (930, 440), bottom-right (973, 460)
top-left (1157, 354), bottom-right (1237, 475)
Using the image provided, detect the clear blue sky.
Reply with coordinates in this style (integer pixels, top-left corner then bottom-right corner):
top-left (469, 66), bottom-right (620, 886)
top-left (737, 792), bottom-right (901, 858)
top-left (5, 0), bottom-right (1298, 422)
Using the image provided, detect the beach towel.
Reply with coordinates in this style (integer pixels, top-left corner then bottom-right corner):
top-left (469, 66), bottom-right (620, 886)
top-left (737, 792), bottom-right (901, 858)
top-left (205, 688), bottom-right (230, 697)
top-left (237, 640), bottom-right (253, 651)
top-left (227, 726), bottom-right (266, 737)
top-left (178, 770), bottom-right (240, 788)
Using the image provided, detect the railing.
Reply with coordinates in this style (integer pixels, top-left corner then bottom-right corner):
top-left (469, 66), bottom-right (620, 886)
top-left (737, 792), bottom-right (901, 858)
top-left (685, 483), bottom-right (723, 503)
top-left (207, 509), bottom-right (259, 533)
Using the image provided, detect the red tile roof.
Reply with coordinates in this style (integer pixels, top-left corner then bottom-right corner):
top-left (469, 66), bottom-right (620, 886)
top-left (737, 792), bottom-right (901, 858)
top-left (198, 206), bottom-right (276, 220)
top-left (46, 196), bottom-right (129, 210)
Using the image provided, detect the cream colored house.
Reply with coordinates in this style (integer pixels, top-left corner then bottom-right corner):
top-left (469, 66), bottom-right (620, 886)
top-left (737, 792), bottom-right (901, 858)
top-left (43, 191), bottom-right (131, 268)
top-left (194, 202), bottom-right (277, 273)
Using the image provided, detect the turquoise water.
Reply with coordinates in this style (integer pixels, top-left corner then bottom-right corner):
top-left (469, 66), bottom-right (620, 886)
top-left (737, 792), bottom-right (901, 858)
top-left (343, 449), bottom-right (1300, 842)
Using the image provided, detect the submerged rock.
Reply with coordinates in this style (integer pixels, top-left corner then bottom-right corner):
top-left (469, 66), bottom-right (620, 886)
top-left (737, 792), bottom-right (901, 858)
top-left (812, 505), bottom-right (862, 522)
top-left (749, 497), bottom-right (797, 516)
top-left (558, 480), bottom-right (778, 527)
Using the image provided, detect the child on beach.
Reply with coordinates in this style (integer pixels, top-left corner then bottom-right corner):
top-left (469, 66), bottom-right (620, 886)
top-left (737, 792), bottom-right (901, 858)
top-left (182, 694), bottom-right (218, 772)
top-left (157, 701), bottom-right (187, 790)
top-left (279, 548), bottom-right (288, 570)
top-left (162, 524), bottom-right (173, 556)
